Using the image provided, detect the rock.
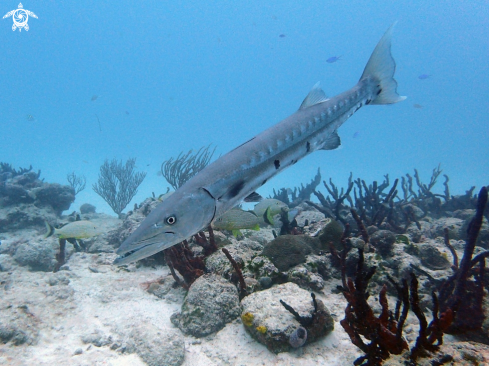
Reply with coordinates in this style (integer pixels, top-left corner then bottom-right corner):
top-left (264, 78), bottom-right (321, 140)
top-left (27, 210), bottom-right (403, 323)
top-left (429, 217), bottom-right (464, 240)
top-left (318, 219), bottom-right (344, 251)
top-left (0, 304), bottom-right (39, 345)
top-left (0, 204), bottom-right (58, 232)
top-left (145, 275), bottom-right (185, 302)
top-left (370, 230), bottom-right (396, 257)
top-left (0, 183), bottom-right (33, 206)
top-left (240, 282), bottom-right (334, 354)
top-left (304, 254), bottom-right (333, 280)
top-left (81, 329), bottom-right (112, 347)
top-left (13, 241), bottom-right (57, 271)
top-left (262, 235), bottom-right (321, 272)
top-left (383, 341), bottom-right (489, 366)
top-left (80, 203), bottom-right (96, 214)
top-left (124, 324), bottom-right (185, 366)
top-left (244, 255), bottom-right (282, 287)
top-left (453, 209), bottom-right (476, 220)
top-left (287, 265), bottom-right (324, 291)
top-left (258, 276), bottom-right (273, 289)
top-left (0, 323), bottom-right (30, 345)
top-left (205, 239), bottom-right (263, 279)
top-left (46, 272), bottom-right (71, 286)
top-left (418, 243), bottom-right (451, 270)
top-left (0, 253), bottom-right (16, 271)
top-left (461, 216), bottom-right (489, 248)
top-left (294, 209), bottom-right (325, 227)
top-left (170, 274), bottom-right (241, 337)
top-left (28, 183), bottom-right (75, 215)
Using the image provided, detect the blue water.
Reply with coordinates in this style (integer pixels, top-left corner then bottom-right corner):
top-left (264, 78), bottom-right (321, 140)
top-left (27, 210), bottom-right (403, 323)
top-left (1, 1), bottom-right (488, 215)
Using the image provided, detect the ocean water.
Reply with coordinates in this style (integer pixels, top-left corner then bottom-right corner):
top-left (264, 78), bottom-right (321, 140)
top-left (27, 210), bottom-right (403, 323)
top-left (1, 1), bottom-right (488, 216)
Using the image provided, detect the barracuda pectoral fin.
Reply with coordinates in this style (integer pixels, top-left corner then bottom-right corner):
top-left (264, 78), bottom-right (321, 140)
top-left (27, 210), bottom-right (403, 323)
top-left (244, 192), bottom-right (263, 202)
top-left (299, 82), bottom-right (329, 110)
top-left (319, 131), bottom-right (341, 150)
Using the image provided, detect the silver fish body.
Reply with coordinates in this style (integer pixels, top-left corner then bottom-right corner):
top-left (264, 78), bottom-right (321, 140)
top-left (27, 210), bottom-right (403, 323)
top-left (114, 24), bottom-right (405, 265)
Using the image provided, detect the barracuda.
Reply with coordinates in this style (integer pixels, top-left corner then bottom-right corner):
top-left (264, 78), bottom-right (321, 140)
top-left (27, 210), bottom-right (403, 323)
top-left (114, 23), bottom-right (406, 265)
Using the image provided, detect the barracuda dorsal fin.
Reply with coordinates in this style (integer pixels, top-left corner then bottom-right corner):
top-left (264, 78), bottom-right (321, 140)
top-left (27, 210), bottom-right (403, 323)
top-left (299, 82), bottom-right (329, 110)
top-left (320, 131), bottom-right (341, 150)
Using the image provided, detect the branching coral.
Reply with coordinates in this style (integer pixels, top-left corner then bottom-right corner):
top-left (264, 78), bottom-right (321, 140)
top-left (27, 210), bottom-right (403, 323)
top-left (67, 172), bottom-right (86, 195)
top-left (160, 144), bottom-right (216, 190)
top-left (437, 186), bottom-right (489, 334)
top-left (305, 167), bottom-right (476, 237)
top-left (92, 158), bottom-right (146, 218)
top-left (222, 247), bottom-right (248, 299)
top-left (164, 227), bottom-right (218, 289)
top-left (0, 162), bottom-right (40, 181)
top-left (338, 187), bottom-right (489, 365)
top-left (339, 249), bottom-right (408, 366)
top-left (271, 168), bottom-right (321, 207)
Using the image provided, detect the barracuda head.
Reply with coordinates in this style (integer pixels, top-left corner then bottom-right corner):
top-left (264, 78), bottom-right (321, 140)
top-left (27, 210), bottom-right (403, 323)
top-left (113, 187), bottom-right (216, 265)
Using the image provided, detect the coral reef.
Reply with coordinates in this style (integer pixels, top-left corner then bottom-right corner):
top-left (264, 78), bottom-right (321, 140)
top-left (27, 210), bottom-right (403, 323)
top-left (336, 186), bottom-right (489, 365)
top-left (306, 168), bottom-right (487, 246)
top-left (270, 168), bottom-right (321, 208)
top-left (0, 162), bottom-right (40, 182)
top-left (0, 166), bottom-right (75, 231)
top-left (437, 186), bottom-right (489, 335)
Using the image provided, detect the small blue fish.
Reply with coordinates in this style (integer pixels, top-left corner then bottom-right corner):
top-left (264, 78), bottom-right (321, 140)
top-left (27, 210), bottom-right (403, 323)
top-left (326, 56), bottom-right (341, 63)
top-left (279, 34), bottom-right (286, 38)
top-left (353, 131), bottom-right (360, 138)
top-left (418, 74), bottom-right (430, 80)
top-left (26, 114), bottom-right (35, 122)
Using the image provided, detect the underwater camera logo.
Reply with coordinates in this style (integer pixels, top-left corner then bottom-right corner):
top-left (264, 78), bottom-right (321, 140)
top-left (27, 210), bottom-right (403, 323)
top-left (3, 3), bottom-right (37, 32)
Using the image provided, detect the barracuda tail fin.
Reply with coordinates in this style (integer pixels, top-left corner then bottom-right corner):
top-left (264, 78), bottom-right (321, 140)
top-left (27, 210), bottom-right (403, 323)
top-left (360, 22), bottom-right (406, 105)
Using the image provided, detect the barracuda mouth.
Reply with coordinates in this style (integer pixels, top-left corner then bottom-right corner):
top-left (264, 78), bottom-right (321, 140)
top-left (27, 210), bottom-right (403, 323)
top-left (113, 230), bottom-right (178, 265)
top-left (113, 242), bottom-right (156, 264)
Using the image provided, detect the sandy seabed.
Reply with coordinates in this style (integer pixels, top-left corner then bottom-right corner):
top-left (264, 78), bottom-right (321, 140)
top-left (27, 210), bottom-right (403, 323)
top-left (0, 243), bottom-right (363, 366)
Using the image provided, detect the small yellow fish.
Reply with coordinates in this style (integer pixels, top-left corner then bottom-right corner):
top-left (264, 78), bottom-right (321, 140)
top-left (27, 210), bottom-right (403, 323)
top-left (253, 199), bottom-right (288, 225)
top-left (213, 208), bottom-right (260, 236)
top-left (44, 221), bottom-right (103, 239)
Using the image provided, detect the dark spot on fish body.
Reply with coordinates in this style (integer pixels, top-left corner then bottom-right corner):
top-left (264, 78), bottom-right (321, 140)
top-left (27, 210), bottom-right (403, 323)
top-left (227, 180), bottom-right (245, 199)
top-left (274, 160), bottom-right (280, 169)
top-left (262, 179), bottom-right (267, 186)
top-left (376, 88), bottom-right (382, 95)
top-left (290, 160), bottom-right (297, 165)
top-left (365, 99), bottom-right (372, 105)
top-left (306, 142), bottom-right (311, 152)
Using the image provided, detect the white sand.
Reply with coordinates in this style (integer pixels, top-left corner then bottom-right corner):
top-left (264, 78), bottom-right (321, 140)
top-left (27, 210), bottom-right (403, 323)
top-left (0, 247), bottom-right (361, 366)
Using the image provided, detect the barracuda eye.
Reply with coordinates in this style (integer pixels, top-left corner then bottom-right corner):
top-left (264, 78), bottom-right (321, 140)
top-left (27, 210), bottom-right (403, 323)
top-left (166, 216), bottom-right (177, 225)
